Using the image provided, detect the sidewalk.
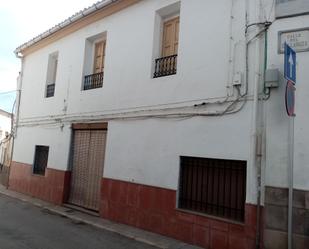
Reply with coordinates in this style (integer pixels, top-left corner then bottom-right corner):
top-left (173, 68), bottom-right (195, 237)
top-left (0, 185), bottom-right (201, 249)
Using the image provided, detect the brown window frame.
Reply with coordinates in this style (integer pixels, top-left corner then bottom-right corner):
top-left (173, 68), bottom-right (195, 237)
top-left (93, 40), bottom-right (106, 74)
top-left (153, 16), bottom-right (180, 78)
top-left (161, 16), bottom-right (180, 57)
top-left (83, 39), bottom-right (106, 91)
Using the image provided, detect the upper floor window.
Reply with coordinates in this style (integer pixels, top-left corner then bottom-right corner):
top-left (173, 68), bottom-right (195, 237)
top-left (153, 2), bottom-right (180, 78)
top-left (83, 36), bottom-right (106, 91)
top-left (45, 52), bottom-right (58, 98)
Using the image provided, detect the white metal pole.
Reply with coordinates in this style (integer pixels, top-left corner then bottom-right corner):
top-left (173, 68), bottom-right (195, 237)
top-left (288, 115), bottom-right (295, 249)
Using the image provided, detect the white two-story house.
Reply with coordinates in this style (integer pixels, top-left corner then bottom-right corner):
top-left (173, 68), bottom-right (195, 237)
top-left (10, 0), bottom-right (309, 248)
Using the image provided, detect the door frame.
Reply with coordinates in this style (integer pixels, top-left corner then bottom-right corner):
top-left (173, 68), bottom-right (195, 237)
top-left (66, 122), bottom-right (108, 209)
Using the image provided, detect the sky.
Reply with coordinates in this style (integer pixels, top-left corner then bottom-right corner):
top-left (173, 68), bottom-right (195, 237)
top-left (0, 0), bottom-right (98, 112)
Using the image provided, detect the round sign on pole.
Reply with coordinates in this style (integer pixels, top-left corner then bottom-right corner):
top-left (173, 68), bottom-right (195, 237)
top-left (285, 81), bottom-right (296, 117)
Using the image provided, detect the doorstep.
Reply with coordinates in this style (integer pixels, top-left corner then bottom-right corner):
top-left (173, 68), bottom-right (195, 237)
top-left (0, 185), bottom-right (201, 249)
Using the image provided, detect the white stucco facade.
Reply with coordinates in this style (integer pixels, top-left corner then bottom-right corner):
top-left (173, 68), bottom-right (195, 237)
top-left (265, 13), bottom-right (309, 191)
top-left (12, 0), bottom-right (309, 209)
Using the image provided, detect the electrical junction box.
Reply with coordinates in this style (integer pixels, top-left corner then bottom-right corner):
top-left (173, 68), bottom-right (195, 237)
top-left (232, 72), bottom-right (243, 86)
top-left (265, 69), bottom-right (279, 88)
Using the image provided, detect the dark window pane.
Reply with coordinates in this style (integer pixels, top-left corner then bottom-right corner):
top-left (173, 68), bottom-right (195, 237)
top-left (46, 84), bottom-right (55, 98)
top-left (178, 156), bottom-right (246, 222)
top-left (33, 146), bottom-right (49, 175)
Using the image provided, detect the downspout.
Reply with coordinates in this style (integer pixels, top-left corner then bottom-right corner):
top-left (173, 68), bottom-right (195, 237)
top-left (246, 1), bottom-right (263, 248)
top-left (252, 37), bottom-right (261, 249)
top-left (288, 114), bottom-right (295, 249)
top-left (13, 53), bottom-right (24, 138)
top-left (7, 52), bottom-right (24, 189)
top-left (255, 27), bottom-right (269, 249)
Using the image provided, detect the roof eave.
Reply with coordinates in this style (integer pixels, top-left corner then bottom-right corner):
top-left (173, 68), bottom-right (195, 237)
top-left (14, 0), bottom-right (120, 56)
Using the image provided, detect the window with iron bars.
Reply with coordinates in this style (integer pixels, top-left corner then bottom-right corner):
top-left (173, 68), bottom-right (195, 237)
top-left (178, 156), bottom-right (247, 222)
top-left (153, 16), bottom-right (179, 78)
top-left (33, 146), bottom-right (49, 176)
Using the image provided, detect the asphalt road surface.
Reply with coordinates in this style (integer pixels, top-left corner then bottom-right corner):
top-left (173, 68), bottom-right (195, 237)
top-left (0, 194), bottom-right (157, 249)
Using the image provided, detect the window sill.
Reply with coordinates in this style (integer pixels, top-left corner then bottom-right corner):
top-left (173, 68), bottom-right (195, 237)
top-left (31, 172), bottom-right (46, 177)
top-left (82, 86), bottom-right (103, 92)
top-left (152, 73), bottom-right (177, 80)
top-left (175, 208), bottom-right (245, 226)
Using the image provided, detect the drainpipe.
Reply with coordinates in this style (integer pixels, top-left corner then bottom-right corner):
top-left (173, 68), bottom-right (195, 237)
top-left (252, 37), bottom-right (262, 249)
top-left (246, 1), bottom-right (263, 248)
top-left (288, 115), bottom-right (295, 249)
top-left (7, 52), bottom-right (24, 188)
top-left (14, 53), bottom-right (24, 137)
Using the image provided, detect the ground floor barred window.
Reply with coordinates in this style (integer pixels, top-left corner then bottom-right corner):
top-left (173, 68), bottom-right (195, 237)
top-left (178, 156), bottom-right (247, 222)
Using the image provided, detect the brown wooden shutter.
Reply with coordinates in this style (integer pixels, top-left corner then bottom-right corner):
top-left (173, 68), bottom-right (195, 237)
top-left (162, 16), bottom-right (180, 57)
top-left (93, 41), bottom-right (106, 74)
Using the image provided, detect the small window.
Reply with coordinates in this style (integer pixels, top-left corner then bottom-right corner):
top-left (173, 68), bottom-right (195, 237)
top-left (154, 16), bottom-right (179, 78)
top-left (45, 52), bottom-right (58, 98)
top-left (33, 146), bottom-right (49, 175)
top-left (178, 156), bottom-right (246, 222)
top-left (83, 40), bottom-right (106, 90)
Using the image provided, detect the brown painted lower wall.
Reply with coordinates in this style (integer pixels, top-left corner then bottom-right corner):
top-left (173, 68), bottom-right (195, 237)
top-left (100, 178), bottom-right (258, 249)
top-left (9, 161), bottom-right (71, 205)
top-left (7, 162), bottom-right (260, 248)
top-left (0, 165), bottom-right (10, 187)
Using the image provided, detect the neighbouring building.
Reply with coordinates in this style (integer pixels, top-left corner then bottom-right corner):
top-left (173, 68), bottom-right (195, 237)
top-left (9, 0), bottom-right (309, 248)
top-left (0, 109), bottom-right (11, 141)
top-left (0, 108), bottom-right (12, 186)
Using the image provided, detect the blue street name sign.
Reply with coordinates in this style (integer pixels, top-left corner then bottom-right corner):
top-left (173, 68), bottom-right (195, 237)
top-left (284, 43), bottom-right (296, 84)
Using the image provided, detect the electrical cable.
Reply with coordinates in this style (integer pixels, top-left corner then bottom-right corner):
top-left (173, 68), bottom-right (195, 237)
top-left (16, 19), bottom-right (275, 128)
top-left (17, 94), bottom-right (252, 128)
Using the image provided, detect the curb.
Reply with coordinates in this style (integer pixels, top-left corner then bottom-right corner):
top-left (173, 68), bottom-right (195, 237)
top-left (0, 188), bottom-right (200, 249)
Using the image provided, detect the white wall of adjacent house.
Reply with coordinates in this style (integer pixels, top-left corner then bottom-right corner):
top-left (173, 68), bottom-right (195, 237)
top-left (0, 113), bottom-right (11, 141)
top-left (13, 0), bottom-right (282, 205)
top-left (265, 13), bottom-right (309, 192)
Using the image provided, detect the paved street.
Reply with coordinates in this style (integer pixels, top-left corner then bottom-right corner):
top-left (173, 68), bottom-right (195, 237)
top-left (0, 194), bottom-right (157, 249)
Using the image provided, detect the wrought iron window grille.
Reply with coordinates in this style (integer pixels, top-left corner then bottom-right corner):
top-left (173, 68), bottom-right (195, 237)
top-left (83, 72), bottom-right (104, 90)
top-left (153, 54), bottom-right (177, 78)
top-left (178, 156), bottom-right (247, 222)
top-left (46, 84), bottom-right (55, 98)
top-left (33, 146), bottom-right (49, 176)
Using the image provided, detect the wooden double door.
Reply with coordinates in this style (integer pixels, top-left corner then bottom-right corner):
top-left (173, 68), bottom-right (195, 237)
top-left (68, 125), bottom-right (107, 211)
